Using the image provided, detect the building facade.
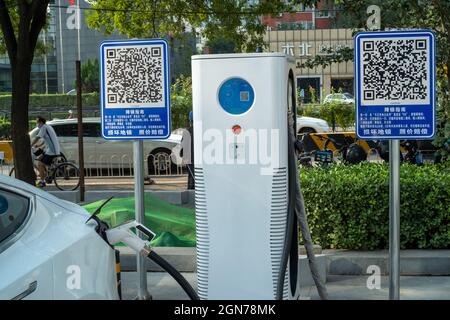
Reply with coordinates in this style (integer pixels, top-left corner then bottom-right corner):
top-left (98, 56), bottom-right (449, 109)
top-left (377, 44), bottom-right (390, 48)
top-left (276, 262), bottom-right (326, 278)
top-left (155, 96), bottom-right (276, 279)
top-left (262, 1), bottom-right (354, 103)
top-left (0, 3), bottom-right (59, 94)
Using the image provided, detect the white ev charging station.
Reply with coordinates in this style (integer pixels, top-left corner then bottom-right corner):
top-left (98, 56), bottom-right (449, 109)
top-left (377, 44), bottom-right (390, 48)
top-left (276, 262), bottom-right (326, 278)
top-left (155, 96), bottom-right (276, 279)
top-left (192, 53), bottom-right (300, 300)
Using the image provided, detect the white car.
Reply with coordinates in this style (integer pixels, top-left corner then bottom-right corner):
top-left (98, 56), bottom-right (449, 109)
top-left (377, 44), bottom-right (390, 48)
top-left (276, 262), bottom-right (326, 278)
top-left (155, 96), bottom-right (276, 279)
top-left (0, 175), bottom-right (118, 299)
top-left (323, 93), bottom-right (355, 105)
top-left (29, 118), bottom-right (183, 175)
top-left (297, 116), bottom-right (330, 134)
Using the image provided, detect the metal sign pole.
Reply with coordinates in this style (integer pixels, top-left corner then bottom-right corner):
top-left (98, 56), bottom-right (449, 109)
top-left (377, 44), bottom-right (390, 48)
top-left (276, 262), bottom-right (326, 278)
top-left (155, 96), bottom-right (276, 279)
top-left (354, 30), bottom-right (435, 301)
top-left (134, 140), bottom-right (151, 300)
top-left (76, 61), bottom-right (85, 202)
top-left (389, 140), bottom-right (400, 300)
top-left (100, 38), bottom-right (170, 300)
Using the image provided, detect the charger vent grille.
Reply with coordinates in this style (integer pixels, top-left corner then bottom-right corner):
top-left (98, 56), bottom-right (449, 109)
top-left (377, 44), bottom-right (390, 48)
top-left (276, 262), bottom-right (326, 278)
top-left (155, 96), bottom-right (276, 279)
top-left (269, 168), bottom-right (289, 299)
top-left (194, 167), bottom-right (209, 299)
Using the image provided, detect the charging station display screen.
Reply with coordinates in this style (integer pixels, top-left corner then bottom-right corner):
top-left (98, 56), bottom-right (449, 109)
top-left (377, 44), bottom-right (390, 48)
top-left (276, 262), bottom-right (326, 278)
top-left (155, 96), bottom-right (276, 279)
top-left (218, 78), bottom-right (254, 115)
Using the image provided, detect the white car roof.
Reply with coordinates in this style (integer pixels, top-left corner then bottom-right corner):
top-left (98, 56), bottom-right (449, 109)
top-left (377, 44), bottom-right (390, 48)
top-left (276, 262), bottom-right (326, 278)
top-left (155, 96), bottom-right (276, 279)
top-left (47, 117), bottom-right (100, 124)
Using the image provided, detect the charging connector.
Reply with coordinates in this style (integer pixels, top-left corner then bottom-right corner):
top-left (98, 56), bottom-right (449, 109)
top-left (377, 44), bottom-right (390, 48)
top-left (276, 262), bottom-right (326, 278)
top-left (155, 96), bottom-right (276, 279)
top-left (104, 221), bottom-right (199, 300)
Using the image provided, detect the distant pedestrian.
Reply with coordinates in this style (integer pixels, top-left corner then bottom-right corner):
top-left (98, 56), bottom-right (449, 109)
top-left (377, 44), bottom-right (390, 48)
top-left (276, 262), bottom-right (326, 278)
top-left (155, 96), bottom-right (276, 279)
top-left (181, 111), bottom-right (194, 190)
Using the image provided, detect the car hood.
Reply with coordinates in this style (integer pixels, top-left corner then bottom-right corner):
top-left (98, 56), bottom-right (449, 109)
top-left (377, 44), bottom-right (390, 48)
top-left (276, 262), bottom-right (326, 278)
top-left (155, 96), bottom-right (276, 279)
top-left (0, 175), bottom-right (89, 217)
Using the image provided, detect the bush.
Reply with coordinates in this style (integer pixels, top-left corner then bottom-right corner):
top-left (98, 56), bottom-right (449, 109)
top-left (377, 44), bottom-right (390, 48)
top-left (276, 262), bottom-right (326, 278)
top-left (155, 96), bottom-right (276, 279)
top-left (0, 123), bottom-right (10, 139)
top-left (298, 102), bottom-right (355, 130)
top-left (0, 119), bottom-right (36, 139)
top-left (300, 162), bottom-right (450, 250)
top-left (298, 104), bottom-right (320, 118)
top-left (170, 75), bottom-right (192, 130)
top-left (318, 102), bottom-right (355, 130)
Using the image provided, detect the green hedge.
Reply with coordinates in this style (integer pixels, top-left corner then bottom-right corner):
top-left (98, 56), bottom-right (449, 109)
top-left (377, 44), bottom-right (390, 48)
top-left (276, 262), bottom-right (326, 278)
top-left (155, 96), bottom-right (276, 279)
top-left (300, 162), bottom-right (450, 250)
top-left (0, 93), bottom-right (100, 109)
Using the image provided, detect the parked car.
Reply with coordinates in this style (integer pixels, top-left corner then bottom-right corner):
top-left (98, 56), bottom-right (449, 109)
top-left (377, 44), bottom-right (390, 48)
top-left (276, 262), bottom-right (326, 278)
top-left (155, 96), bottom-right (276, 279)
top-left (297, 116), bottom-right (330, 134)
top-left (0, 175), bottom-right (119, 299)
top-left (28, 118), bottom-right (182, 176)
top-left (323, 93), bottom-right (355, 105)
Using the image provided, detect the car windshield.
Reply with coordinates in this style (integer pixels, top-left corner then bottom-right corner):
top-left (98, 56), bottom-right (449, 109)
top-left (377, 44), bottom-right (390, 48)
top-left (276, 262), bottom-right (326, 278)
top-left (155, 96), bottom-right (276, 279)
top-left (344, 93), bottom-right (354, 99)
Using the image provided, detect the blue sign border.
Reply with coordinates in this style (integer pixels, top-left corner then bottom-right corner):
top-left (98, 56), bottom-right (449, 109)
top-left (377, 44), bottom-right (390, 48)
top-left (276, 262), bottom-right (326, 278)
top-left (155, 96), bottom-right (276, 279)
top-left (355, 30), bottom-right (436, 140)
top-left (100, 38), bottom-right (171, 140)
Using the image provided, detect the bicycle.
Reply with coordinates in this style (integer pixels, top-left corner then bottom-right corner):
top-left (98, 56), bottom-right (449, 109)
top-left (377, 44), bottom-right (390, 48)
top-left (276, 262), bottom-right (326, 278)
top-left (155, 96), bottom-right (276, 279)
top-left (9, 148), bottom-right (80, 191)
top-left (296, 134), bottom-right (334, 167)
top-left (323, 136), bottom-right (368, 165)
top-left (297, 134), bottom-right (368, 166)
top-left (375, 140), bottom-right (442, 165)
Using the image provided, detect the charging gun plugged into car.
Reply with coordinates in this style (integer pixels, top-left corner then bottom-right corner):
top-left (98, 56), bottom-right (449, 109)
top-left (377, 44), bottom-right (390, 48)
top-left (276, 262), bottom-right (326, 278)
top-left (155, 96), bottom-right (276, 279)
top-left (86, 196), bottom-right (199, 300)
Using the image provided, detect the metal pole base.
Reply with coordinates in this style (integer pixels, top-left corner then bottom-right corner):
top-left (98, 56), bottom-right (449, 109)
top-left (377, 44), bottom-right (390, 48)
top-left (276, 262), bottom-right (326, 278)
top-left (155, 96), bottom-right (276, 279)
top-left (389, 140), bottom-right (400, 300)
top-left (134, 140), bottom-right (151, 300)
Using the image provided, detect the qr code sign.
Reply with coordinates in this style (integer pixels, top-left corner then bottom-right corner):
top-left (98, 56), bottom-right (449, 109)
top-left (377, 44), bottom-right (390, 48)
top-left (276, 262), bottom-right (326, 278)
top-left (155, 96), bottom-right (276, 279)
top-left (360, 37), bottom-right (430, 105)
top-left (104, 44), bottom-right (165, 107)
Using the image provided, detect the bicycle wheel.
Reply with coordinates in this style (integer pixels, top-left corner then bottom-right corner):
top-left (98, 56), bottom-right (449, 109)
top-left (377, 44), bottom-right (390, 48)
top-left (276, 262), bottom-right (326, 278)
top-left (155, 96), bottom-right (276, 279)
top-left (53, 162), bottom-right (80, 191)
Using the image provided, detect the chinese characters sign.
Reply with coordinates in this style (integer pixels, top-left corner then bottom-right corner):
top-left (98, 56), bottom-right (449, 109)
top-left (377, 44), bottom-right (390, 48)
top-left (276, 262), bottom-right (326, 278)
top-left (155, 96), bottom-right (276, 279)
top-left (100, 39), bottom-right (171, 140)
top-left (355, 30), bottom-right (436, 140)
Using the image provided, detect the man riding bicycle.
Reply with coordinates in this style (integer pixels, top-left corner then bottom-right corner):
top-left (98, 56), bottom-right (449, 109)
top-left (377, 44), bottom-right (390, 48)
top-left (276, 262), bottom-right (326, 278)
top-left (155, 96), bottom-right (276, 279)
top-left (31, 116), bottom-right (61, 187)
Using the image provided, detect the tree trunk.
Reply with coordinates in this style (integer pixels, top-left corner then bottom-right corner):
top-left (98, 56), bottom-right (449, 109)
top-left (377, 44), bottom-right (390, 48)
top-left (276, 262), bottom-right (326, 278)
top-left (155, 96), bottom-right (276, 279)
top-left (10, 54), bottom-right (35, 184)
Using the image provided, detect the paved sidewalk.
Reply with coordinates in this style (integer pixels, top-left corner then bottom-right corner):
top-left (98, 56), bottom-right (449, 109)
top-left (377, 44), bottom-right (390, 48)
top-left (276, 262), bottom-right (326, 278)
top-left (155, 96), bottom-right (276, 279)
top-left (121, 272), bottom-right (450, 300)
top-left (302, 275), bottom-right (450, 300)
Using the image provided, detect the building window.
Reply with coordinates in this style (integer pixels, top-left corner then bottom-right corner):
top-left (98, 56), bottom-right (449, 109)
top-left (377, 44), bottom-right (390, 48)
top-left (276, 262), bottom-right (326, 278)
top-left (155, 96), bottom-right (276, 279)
top-left (331, 78), bottom-right (354, 95)
top-left (316, 0), bottom-right (336, 18)
top-left (277, 21), bottom-right (314, 30)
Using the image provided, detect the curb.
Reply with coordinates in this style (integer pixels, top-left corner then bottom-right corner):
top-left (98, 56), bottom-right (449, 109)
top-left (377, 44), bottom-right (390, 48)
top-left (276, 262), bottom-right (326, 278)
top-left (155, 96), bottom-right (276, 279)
top-left (325, 250), bottom-right (450, 276)
top-left (117, 246), bottom-right (326, 287)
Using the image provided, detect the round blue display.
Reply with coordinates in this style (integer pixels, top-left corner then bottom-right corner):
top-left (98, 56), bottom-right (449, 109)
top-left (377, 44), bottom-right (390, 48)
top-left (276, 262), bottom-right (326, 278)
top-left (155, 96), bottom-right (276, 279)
top-left (218, 78), bottom-right (255, 115)
top-left (0, 195), bottom-right (8, 215)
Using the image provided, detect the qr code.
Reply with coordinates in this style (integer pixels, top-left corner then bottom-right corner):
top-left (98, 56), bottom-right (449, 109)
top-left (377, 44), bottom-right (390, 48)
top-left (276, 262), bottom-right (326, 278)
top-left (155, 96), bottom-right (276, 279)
top-left (105, 45), bottom-right (164, 106)
top-left (361, 37), bottom-right (430, 105)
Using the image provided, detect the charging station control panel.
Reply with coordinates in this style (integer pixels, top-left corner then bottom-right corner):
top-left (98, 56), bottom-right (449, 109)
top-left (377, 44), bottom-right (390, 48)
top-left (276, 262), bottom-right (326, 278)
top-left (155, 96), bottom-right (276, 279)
top-left (218, 78), bottom-right (255, 115)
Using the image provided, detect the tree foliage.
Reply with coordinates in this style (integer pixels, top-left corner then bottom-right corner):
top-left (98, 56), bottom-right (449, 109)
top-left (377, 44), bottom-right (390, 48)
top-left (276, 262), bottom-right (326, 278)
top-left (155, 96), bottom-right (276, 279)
top-left (85, 0), bottom-right (317, 52)
top-left (79, 59), bottom-right (100, 93)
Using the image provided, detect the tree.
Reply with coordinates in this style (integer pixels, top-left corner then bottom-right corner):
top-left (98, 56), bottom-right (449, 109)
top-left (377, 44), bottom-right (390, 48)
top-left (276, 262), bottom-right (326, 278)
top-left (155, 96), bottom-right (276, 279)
top-left (79, 59), bottom-right (100, 93)
top-left (85, 0), bottom-right (316, 53)
top-left (205, 36), bottom-right (236, 54)
top-left (0, 0), bottom-right (50, 184)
